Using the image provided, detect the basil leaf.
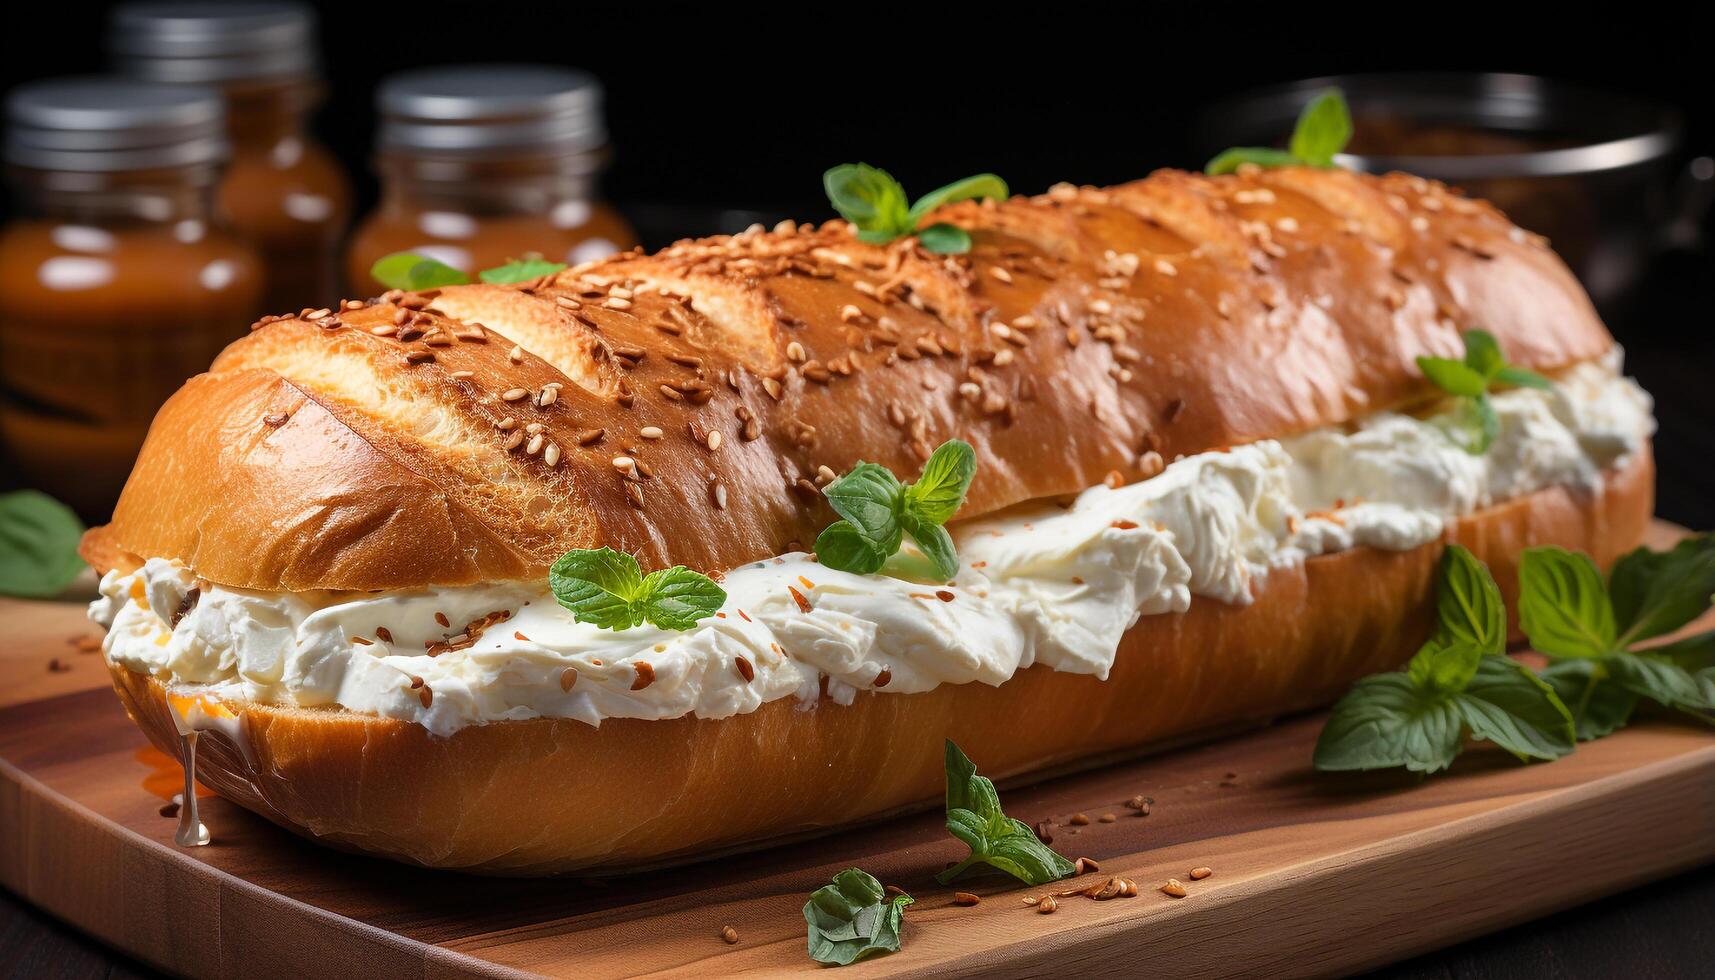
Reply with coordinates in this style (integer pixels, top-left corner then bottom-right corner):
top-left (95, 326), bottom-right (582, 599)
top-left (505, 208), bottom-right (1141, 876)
top-left (1494, 365), bottom-right (1553, 390)
top-left (1417, 356), bottom-right (1488, 398)
top-left (904, 439), bottom-right (976, 525)
top-left (939, 740), bottom-right (1074, 886)
top-left (815, 521), bottom-right (890, 575)
top-left (1608, 535), bottom-right (1715, 645)
top-left (1539, 659), bottom-right (1637, 740)
top-left (803, 868), bottom-right (912, 966)
top-left (1461, 329), bottom-right (1505, 379)
top-left (1313, 673), bottom-right (1464, 773)
top-left (906, 173), bottom-right (1008, 225)
top-left (1287, 88), bottom-right (1353, 168)
top-left (824, 163), bottom-right (911, 238)
top-left (638, 566), bottom-right (726, 630)
top-left (823, 463), bottom-right (904, 536)
top-left (1454, 656), bottom-right (1575, 761)
top-left (1606, 650), bottom-right (1715, 711)
top-left (549, 547), bottom-right (648, 630)
top-left (369, 251), bottom-right (470, 291)
top-left (1653, 630), bottom-right (1715, 671)
top-left (1518, 547), bottom-right (1617, 659)
top-left (0, 490), bottom-right (86, 598)
top-left (1408, 639), bottom-right (1485, 696)
top-left (1205, 146), bottom-right (1301, 175)
top-left (1432, 544), bottom-right (1507, 657)
top-left (914, 222), bottom-right (972, 255)
top-left (903, 512), bottom-right (959, 580)
top-left (479, 258), bottom-right (567, 284)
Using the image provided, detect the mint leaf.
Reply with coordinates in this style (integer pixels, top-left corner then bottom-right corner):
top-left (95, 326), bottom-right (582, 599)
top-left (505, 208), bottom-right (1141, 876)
top-left (906, 174), bottom-right (1008, 225)
top-left (1518, 547), bottom-right (1617, 659)
top-left (370, 251), bottom-right (470, 290)
top-left (915, 222), bottom-right (971, 254)
top-left (1408, 640), bottom-right (1485, 696)
top-left (1287, 88), bottom-right (1353, 167)
top-left (937, 741), bottom-right (1075, 886)
top-left (1606, 650), bottom-right (1715, 712)
top-left (803, 868), bottom-right (912, 967)
top-left (479, 258), bottom-right (567, 284)
top-left (637, 566), bottom-right (726, 630)
top-left (823, 463), bottom-right (904, 538)
top-left (1494, 365), bottom-right (1552, 390)
top-left (824, 163), bottom-right (912, 239)
top-left (1454, 657), bottom-right (1575, 761)
top-left (1205, 147), bottom-right (1301, 175)
top-left (549, 548), bottom-right (724, 631)
top-left (0, 490), bottom-right (85, 598)
top-left (1609, 534), bottom-right (1715, 645)
top-left (903, 439), bottom-right (976, 525)
top-left (814, 521), bottom-right (890, 575)
top-left (1417, 356), bottom-right (1488, 397)
top-left (1461, 329), bottom-right (1505, 379)
top-left (1432, 544), bottom-right (1507, 657)
top-left (1314, 674), bottom-right (1464, 773)
top-left (903, 512), bottom-right (959, 580)
top-left (1539, 659), bottom-right (1638, 740)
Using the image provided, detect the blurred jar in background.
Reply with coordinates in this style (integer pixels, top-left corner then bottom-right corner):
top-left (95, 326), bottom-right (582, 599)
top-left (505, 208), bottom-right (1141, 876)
top-left (110, 1), bottom-right (350, 315)
top-left (0, 79), bottom-right (261, 519)
top-left (345, 65), bottom-right (636, 294)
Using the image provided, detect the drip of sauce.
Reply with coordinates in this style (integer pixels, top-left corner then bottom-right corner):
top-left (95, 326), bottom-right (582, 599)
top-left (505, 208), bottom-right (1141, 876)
top-left (163, 691), bottom-right (249, 848)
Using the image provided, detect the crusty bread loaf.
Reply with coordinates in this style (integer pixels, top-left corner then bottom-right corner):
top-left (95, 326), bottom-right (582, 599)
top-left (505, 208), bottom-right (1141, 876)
top-left (80, 168), bottom-right (1611, 590)
top-left (108, 449), bottom-right (1653, 874)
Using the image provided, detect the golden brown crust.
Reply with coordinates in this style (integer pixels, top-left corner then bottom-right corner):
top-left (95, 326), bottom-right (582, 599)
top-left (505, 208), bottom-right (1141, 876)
top-left (107, 449), bottom-right (1653, 875)
top-left (84, 168), bottom-right (1611, 591)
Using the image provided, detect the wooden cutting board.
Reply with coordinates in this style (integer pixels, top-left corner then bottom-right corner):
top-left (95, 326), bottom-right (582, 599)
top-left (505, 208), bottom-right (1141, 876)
top-left (2, 520), bottom-right (1713, 980)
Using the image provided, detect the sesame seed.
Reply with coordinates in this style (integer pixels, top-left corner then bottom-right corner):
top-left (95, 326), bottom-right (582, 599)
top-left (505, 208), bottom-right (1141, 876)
top-left (559, 667), bottom-right (578, 691)
top-left (612, 455), bottom-right (636, 472)
top-left (706, 430), bottom-right (722, 451)
top-left (501, 387), bottom-right (529, 402)
top-left (370, 324), bottom-right (398, 336)
top-left (504, 430), bottom-right (525, 451)
top-left (576, 428), bottom-right (605, 445)
top-left (988, 266), bottom-right (1014, 283)
top-left (404, 350), bottom-right (435, 365)
top-left (640, 425), bottom-right (663, 439)
top-left (526, 433), bottom-right (545, 455)
top-left (713, 483), bottom-right (728, 509)
top-left (543, 441), bottom-right (561, 467)
top-left (536, 387), bottom-right (558, 408)
top-left (508, 345), bottom-right (524, 363)
top-left (1154, 258), bottom-right (1178, 276)
top-left (786, 341), bottom-right (807, 362)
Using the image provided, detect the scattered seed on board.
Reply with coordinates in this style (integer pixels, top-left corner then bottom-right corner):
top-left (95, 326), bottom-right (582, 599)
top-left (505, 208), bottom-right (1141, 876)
top-left (1189, 867), bottom-right (1213, 881)
top-left (953, 892), bottom-right (980, 906)
top-left (1037, 896), bottom-right (1058, 914)
top-left (720, 925), bottom-right (739, 944)
top-left (1069, 813), bottom-right (1090, 826)
top-left (1160, 879), bottom-right (1187, 898)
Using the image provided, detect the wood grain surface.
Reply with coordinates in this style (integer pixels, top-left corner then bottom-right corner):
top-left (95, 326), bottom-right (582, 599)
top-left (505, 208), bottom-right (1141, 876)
top-left (1, 522), bottom-right (1712, 979)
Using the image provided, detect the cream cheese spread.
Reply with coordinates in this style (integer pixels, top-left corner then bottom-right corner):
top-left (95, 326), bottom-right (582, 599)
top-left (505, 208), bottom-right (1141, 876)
top-left (91, 356), bottom-right (1655, 736)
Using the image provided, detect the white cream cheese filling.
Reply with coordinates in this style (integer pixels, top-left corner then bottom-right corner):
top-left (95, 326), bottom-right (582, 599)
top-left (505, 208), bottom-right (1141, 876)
top-left (91, 355), bottom-right (1654, 736)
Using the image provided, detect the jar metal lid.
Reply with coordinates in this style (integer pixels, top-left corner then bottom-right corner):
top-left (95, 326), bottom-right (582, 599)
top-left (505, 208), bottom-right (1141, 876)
top-left (108, 2), bottom-right (318, 84)
top-left (5, 77), bottom-right (230, 172)
top-left (377, 65), bottom-right (607, 157)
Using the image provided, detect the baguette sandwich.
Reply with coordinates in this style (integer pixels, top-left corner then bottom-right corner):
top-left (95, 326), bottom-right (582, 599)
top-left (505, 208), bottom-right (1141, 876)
top-left (84, 167), bottom-right (1655, 874)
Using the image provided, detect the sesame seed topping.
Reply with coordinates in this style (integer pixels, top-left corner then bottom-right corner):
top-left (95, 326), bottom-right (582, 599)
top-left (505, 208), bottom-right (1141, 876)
top-left (640, 425), bottom-right (663, 439)
top-left (501, 387), bottom-right (529, 402)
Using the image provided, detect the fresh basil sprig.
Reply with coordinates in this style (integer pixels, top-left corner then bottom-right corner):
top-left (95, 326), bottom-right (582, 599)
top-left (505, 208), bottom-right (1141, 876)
top-left (548, 547), bottom-right (726, 631)
top-left (369, 252), bottom-right (569, 291)
top-left (803, 868), bottom-right (912, 967)
top-left (815, 440), bottom-right (976, 580)
top-left (1417, 329), bottom-right (1551, 455)
top-left (1522, 539), bottom-right (1715, 738)
top-left (1207, 88), bottom-right (1352, 175)
top-left (937, 740), bottom-right (1076, 886)
top-left (0, 490), bottom-right (86, 599)
top-left (823, 164), bottom-right (1007, 255)
top-left (1314, 545), bottom-right (1576, 773)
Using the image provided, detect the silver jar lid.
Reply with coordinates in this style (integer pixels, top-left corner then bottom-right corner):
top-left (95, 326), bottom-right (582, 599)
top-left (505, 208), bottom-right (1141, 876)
top-left (4, 77), bottom-right (229, 172)
top-left (108, 2), bottom-right (318, 84)
top-left (377, 65), bottom-right (606, 157)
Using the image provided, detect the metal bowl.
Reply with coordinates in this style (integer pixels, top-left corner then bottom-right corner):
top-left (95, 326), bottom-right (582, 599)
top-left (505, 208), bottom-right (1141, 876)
top-left (1198, 73), bottom-right (1709, 306)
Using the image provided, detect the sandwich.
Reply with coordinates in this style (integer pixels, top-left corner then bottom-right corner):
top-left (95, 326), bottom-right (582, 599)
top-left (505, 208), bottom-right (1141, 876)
top-left (82, 166), bottom-right (1655, 874)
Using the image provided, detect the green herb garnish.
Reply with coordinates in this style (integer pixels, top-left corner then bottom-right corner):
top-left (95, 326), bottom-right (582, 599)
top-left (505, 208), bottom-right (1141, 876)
top-left (1522, 540), bottom-right (1715, 738)
top-left (1207, 88), bottom-right (1352, 175)
top-left (368, 253), bottom-right (568, 291)
top-left (547, 547), bottom-right (726, 631)
top-left (1416, 329), bottom-right (1551, 454)
top-left (815, 440), bottom-right (976, 580)
top-left (1314, 545), bottom-right (1576, 773)
top-left (937, 740), bottom-right (1076, 886)
top-left (823, 164), bottom-right (1007, 255)
top-left (803, 868), bottom-right (912, 967)
top-left (0, 490), bottom-right (86, 599)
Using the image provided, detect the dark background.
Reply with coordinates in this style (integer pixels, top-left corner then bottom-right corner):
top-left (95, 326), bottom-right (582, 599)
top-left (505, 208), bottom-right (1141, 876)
top-left (3, 5), bottom-right (1714, 978)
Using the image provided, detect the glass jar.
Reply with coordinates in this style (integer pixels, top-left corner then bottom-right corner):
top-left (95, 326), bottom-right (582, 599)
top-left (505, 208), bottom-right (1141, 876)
top-left (345, 65), bottom-right (636, 295)
top-left (110, 2), bottom-right (350, 315)
top-left (0, 79), bottom-right (262, 518)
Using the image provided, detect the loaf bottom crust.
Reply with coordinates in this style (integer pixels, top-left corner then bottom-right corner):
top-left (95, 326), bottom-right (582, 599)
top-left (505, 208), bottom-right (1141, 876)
top-left (108, 448), bottom-right (1655, 875)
